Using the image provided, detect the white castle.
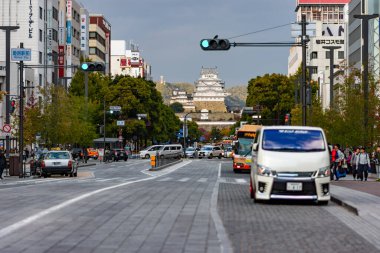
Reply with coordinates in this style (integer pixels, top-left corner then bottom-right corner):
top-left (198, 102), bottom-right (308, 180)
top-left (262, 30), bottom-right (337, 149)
top-left (170, 67), bottom-right (230, 112)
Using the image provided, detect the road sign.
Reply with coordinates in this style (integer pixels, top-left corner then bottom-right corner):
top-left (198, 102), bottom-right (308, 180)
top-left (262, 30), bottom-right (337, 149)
top-left (2, 124), bottom-right (11, 133)
top-left (117, 120), bottom-right (125, 126)
top-left (11, 48), bottom-right (32, 61)
top-left (137, 114), bottom-right (147, 118)
top-left (109, 106), bottom-right (121, 111)
top-left (1, 132), bottom-right (11, 137)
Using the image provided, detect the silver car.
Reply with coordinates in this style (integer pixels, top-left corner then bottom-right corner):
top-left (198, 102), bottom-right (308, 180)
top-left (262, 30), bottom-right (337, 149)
top-left (185, 147), bottom-right (198, 158)
top-left (41, 151), bottom-right (78, 178)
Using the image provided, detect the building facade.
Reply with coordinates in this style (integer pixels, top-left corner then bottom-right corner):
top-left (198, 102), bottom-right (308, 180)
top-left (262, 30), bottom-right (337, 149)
top-left (110, 40), bottom-right (152, 79)
top-left (288, 0), bottom-right (351, 109)
top-left (89, 14), bottom-right (111, 75)
top-left (348, 0), bottom-right (380, 79)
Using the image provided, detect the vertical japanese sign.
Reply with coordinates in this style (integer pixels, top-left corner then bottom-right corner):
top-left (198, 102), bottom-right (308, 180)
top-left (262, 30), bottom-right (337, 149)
top-left (58, 46), bottom-right (65, 78)
top-left (47, 9), bottom-right (53, 61)
top-left (80, 14), bottom-right (88, 51)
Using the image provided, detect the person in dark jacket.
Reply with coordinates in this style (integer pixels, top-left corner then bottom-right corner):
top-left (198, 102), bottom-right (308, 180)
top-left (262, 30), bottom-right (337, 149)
top-left (0, 151), bottom-right (7, 180)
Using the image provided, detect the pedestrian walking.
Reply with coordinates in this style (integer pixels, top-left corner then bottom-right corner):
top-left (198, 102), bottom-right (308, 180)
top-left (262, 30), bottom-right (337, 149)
top-left (350, 147), bottom-right (360, 180)
top-left (355, 146), bottom-right (371, 181)
top-left (0, 151), bottom-right (6, 180)
top-left (332, 144), bottom-right (345, 181)
top-left (83, 147), bottom-right (88, 164)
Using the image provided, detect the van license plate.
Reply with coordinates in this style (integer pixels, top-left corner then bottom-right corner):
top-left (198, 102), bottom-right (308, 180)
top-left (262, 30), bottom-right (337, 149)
top-left (286, 182), bottom-right (302, 191)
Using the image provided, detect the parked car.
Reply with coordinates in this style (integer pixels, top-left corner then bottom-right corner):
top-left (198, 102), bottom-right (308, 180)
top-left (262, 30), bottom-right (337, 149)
top-left (87, 148), bottom-right (99, 160)
top-left (198, 145), bottom-right (223, 159)
top-left (41, 151), bottom-right (78, 178)
top-left (185, 147), bottom-right (198, 158)
top-left (111, 148), bottom-right (128, 161)
top-left (139, 145), bottom-right (163, 159)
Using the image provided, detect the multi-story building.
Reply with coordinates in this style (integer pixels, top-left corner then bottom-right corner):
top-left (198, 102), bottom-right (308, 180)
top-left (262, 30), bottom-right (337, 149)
top-left (288, 0), bottom-right (351, 109)
top-left (110, 40), bottom-right (152, 79)
top-left (89, 14), bottom-right (111, 75)
top-left (0, 0), bottom-right (60, 128)
top-left (348, 0), bottom-right (380, 79)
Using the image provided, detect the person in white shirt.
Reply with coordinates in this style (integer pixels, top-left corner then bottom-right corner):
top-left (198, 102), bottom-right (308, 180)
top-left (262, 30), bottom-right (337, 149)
top-left (355, 146), bottom-right (371, 181)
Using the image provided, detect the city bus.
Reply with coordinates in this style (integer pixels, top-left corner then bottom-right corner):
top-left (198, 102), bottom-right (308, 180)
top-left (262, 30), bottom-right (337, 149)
top-left (233, 124), bottom-right (261, 173)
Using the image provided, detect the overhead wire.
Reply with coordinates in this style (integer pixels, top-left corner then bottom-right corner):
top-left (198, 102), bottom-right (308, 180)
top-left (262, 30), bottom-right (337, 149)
top-left (227, 23), bottom-right (293, 40)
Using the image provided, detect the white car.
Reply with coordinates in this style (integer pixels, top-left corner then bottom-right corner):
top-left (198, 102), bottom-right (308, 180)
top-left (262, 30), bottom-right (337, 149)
top-left (198, 146), bottom-right (223, 159)
top-left (250, 126), bottom-right (330, 205)
top-left (41, 151), bottom-right (78, 178)
top-left (139, 145), bottom-right (163, 159)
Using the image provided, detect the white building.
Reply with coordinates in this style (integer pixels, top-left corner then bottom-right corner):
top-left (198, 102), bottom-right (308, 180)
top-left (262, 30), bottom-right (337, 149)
top-left (169, 88), bottom-right (196, 112)
top-left (288, 0), bottom-right (351, 109)
top-left (192, 67), bottom-right (230, 113)
top-left (348, 0), bottom-right (380, 80)
top-left (110, 40), bottom-right (152, 79)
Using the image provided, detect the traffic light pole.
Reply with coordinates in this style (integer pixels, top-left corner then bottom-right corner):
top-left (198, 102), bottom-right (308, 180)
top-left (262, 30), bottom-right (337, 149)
top-left (301, 15), bottom-right (308, 126)
top-left (19, 43), bottom-right (25, 178)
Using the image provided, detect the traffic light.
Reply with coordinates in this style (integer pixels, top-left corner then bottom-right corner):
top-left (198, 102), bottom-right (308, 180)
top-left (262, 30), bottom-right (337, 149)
top-left (200, 39), bottom-right (231, 51)
top-left (10, 99), bottom-right (16, 114)
top-left (284, 113), bottom-right (291, 125)
top-left (80, 62), bottom-right (105, 72)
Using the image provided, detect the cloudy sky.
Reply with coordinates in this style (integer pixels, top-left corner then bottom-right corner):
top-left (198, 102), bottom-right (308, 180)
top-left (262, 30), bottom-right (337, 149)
top-left (79, 0), bottom-right (296, 86)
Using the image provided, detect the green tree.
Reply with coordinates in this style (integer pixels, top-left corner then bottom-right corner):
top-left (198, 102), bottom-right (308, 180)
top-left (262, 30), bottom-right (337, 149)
top-left (169, 102), bottom-right (184, 113)
top-left (246, 73), bottom-right (294, 125)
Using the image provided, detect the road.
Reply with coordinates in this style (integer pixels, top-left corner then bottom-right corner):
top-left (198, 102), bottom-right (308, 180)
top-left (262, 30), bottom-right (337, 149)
top-left (0, 158), bottom-right (378, 253)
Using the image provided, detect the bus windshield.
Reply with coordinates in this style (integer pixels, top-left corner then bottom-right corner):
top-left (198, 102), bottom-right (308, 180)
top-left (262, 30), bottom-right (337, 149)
top-left (236, 138), bottom-right (253, 156)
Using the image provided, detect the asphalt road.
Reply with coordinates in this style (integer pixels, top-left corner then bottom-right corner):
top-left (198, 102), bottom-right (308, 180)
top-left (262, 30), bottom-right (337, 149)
top-left (0, 158), bottom-right (377, 253)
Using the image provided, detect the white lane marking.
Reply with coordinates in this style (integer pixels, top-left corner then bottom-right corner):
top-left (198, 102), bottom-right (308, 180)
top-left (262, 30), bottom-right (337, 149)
top-left (197, 178), bottom-right (208, 183)
top-left (235, 178), bottom-right (247, 184)
top-left (95, 178), bottom-right (123, 182)
top-left (211, 163), bottom-right (233, 253)
top-left (0, 160), bottom-right (191, 239)
top-left (157, 177), bottom-right (172, 182)
top-left (178, 177), bottom-right (190, 182)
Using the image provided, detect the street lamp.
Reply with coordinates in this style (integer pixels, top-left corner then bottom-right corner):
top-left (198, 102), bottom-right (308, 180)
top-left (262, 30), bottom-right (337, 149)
top-left (354, 14), bottom-right (379, 145)
top-left (183, 112), bottom-right (192, 157)
top-left (322, 46), bottom-right (341, 109)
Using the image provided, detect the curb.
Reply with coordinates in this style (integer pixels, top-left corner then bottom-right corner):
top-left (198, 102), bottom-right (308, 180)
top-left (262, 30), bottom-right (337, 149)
top-left (149, 160), bottom-right (183, 171)
top-left (78, 163), bottom-right (97, 168)
top-left (330, 194), bottom-right (359, 216)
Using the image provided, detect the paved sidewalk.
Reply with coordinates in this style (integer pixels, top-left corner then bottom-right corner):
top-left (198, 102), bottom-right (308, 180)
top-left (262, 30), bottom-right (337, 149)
top-left (330, 173), bottom-right (380, 218)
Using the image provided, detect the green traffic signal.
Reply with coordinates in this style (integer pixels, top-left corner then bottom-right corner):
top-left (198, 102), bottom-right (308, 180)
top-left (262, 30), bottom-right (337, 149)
top-left (200, 39), bottom-right (230, 51)
top-left (80, 62), bottom-right (105, 72)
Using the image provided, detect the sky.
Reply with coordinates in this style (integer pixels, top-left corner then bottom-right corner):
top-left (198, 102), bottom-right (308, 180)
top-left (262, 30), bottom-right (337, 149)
top-left (79, 0), bottom-right (296, 87)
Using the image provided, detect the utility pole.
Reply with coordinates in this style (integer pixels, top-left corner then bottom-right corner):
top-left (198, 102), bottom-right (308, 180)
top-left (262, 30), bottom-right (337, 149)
top-left (301, 15), bottom-right (308, 126)
top-left (0, 26), bottom-right (19, 158)
top-left (354, 14), bottom-right (379, 146)
top-left (322, 46), bottom-right (341, 109)
top-left (19, 43), bottom-right (25, 178)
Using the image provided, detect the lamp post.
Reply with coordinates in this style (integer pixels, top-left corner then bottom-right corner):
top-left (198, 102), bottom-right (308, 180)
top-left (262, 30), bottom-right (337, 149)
top-left (183, 112), bottom-right (192, 157)
top-left (322, 46), bottom-right (341, 109)
top-left (354, 14), bottom-right (379, 146)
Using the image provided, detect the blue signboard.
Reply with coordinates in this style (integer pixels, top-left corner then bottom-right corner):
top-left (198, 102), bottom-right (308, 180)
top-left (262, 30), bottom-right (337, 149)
top-left (66, 20), bottom-right (72, 44)
top-left (11, 48), bottom-right (32, 61)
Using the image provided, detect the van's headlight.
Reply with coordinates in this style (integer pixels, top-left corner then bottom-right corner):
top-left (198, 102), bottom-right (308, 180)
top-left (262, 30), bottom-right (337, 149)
top-left (257, 165), bottom-right (277, 177)
top-left (317, 166), bottom-right (330, 178)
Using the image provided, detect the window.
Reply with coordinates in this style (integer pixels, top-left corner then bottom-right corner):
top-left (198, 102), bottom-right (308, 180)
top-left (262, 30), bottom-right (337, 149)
top-left (52, 7), bottom-right (58, 21)
top-left (311, 67), bottom-right (318, 74)
top-left (262, 129), bottom-right (325, 152)
top-left (89, 32), bottom-right (96, 38)
top-left (326, 51), bottom-right (331, 59)
top-left (39, 52), bottom-right (42, 64)
top-left (39, 74), bottom-right (42, 86)
top-left (39, 29), bottom-right (43, 42)
top-left (89, 47), bottom-right (96, 54)
top-left (52, 29), bottom-right (58, 42)
top-left (311, 51), bottom-right (318, 59)
top-left (338, 51), bottom-right (344, 59)
top-left (39, 7), bottom-right (43, 19)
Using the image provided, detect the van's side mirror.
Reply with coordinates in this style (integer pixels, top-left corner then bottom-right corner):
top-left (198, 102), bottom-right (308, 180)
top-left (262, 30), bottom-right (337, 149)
top-left (252, 143), bottom-right (258, 151)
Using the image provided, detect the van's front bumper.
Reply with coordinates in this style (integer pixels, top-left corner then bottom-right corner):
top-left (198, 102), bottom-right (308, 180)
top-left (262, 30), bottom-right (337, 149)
top-left (255, 175), bottom-right (330, 201)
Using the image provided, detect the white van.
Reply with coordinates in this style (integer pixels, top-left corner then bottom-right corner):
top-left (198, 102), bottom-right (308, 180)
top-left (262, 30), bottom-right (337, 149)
top-left (157, 144), bottom-right (183, 159)
top-left (139, 145), bottom-right (163, 159)
top-left (250, 126), bottom-right (330, 205)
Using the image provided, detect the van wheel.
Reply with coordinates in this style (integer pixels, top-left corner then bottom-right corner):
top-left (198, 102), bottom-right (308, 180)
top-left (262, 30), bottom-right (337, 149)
top-left (209, 154), bottom-right (213, 159)
top-left (74, 172), bottom-right (78, 177)
top-left (218, 154), bottom-right (222, 159)
top-left (145, 154), bottom-right (150, 159)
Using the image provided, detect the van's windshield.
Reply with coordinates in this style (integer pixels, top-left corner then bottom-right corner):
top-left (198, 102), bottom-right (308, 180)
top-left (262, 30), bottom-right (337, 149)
top-left (262, 129), bottom-right (325, 152)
